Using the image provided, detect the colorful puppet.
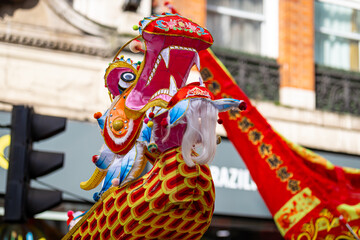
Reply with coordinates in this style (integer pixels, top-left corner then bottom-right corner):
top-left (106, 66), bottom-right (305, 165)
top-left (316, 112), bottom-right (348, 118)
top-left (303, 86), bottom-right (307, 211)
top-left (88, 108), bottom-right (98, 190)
top-left (63, 13), bottom-right (246, 240)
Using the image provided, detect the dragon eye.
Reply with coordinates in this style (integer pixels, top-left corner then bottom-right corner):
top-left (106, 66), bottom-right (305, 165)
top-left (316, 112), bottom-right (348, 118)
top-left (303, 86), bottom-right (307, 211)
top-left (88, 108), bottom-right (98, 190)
top-left (120, 72), bottom-right (136, 82)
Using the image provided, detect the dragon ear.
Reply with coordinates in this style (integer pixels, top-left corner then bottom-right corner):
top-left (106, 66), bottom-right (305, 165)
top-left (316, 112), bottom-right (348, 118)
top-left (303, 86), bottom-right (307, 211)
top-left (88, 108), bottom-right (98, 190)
top-left (129, 40), bottom-right (144, 53)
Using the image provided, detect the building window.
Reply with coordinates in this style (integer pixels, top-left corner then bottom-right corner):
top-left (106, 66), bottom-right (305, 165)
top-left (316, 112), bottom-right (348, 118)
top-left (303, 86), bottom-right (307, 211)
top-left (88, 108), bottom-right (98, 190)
top-left (315, 0), bottom-right (360, 71)
top-left (206, 0), bottom-right (263, 55)
top-left (206, 0), bottom-right (278, 58)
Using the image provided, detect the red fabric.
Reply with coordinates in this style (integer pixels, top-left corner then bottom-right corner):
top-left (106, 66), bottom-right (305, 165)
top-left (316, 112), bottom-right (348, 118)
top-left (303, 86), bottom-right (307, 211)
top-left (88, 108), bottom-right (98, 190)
top-left (143, 15), bottom-right (213, 44)
top-left (199, 49), bottom-right (360, 239)
top-left (167, 82), bottom-right (214, 108)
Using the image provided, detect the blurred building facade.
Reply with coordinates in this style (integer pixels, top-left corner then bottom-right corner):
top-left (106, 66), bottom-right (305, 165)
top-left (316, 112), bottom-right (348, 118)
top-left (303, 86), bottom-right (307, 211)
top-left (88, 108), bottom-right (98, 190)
top-left (0, 0), bottom-right (359, 239)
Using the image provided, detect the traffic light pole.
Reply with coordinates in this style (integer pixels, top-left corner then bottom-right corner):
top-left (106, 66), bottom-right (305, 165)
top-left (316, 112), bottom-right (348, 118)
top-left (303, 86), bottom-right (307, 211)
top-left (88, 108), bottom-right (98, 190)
top-left (4, 106), bottom-right (29, 221)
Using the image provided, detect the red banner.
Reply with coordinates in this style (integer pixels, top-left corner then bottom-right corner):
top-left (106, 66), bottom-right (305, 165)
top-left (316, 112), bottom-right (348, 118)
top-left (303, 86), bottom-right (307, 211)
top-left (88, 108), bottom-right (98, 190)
top-left (200, 49), bottom-right (360, 239)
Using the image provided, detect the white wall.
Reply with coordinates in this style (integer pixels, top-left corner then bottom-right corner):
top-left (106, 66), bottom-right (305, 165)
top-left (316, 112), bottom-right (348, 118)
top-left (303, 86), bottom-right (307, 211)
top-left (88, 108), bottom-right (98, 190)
top-left (72, 0), bottom-right (152, 34)
top-left (0, 42), bottom-right (142, 120)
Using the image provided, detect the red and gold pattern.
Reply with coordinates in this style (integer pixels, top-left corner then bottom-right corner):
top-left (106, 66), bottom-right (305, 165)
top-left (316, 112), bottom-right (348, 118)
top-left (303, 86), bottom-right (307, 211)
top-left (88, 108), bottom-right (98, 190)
top-left (63, 147), bottom-right (215, 240)
top-left (199, 48), bottom-right (360, 239)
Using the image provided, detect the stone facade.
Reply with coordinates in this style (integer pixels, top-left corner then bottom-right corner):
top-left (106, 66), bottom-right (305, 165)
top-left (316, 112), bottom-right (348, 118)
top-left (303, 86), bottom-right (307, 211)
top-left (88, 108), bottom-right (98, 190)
top-left (0, 0), bottom-right (143, 119)
top-left (0, 0), bottom-right (359, 157)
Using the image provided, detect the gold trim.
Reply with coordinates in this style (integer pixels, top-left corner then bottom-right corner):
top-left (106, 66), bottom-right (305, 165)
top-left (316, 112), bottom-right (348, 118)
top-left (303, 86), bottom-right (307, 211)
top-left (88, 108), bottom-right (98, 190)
top-left (274, 187), bottom-right (321, 236)
top-left (143, 30), bottom-right (213, 45)
top-left (292, 208), bottom-right (359, 240)
top-left (124, 99), bottom-right (169, 119)
top-left (279, 133), bottom-right (334, 170)
top-left (104, 61), bottom-right (138, 85)
top-left (343, 166), bottom-right (360, 175)
top-left (337, 203), bottom-right (360, 223)
top-left (112, 35), bottom-right (142, 62)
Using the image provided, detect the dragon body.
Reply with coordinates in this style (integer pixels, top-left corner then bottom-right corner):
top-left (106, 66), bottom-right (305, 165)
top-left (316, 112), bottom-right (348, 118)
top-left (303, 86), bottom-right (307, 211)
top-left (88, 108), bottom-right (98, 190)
top-left (63, 13), bottom-right (245, 240)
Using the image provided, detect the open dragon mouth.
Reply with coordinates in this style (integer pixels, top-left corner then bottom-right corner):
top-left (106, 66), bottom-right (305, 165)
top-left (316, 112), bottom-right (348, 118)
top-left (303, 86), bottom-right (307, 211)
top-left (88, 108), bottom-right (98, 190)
top-left (124, 13), bottom-right (213, 117)
top-left (147, 46), bottom-right (200, 102)
top-left (147, 46), bottom-right (200, 86)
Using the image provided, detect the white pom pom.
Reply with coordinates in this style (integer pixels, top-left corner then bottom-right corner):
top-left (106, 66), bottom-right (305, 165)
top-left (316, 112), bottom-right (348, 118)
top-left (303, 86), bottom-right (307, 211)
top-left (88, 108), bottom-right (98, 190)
top-left (129, 40), bottom-right (143, 53)
top-left (111, 178), bottom-right (120, 186)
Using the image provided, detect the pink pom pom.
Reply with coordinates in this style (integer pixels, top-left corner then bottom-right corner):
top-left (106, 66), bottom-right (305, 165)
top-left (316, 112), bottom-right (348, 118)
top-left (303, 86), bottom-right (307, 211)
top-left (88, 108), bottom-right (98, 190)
top-left (144, 118), bottom-right (149, 124)
top-left (129, 40), bottom-right (144, 53)
top-left (111, 178), bottom-right (120, 186)
top-left (67, 211), bottom-right (74, 217)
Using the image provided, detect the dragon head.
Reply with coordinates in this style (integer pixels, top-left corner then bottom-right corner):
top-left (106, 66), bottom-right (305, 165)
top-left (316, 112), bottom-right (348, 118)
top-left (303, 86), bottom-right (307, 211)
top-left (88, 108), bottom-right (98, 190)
top-left (124, 13), bottom-right (213, 118)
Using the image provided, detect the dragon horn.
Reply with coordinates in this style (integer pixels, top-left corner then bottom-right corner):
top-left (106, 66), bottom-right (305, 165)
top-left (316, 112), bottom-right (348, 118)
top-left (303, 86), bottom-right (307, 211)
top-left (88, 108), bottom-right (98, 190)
top-left (211, 98), bottom-right (247, 112)
top-left (80, 168), bottom-right (107, 190)
top-left (112, 35), bottom-right (142, 62)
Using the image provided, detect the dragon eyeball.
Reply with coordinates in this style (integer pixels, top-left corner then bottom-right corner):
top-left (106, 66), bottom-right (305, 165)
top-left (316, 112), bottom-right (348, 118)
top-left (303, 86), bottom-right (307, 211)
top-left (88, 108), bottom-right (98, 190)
top-left (118, 72), bottom-right (136, 90)
top-left (121, 72), bottom-right (136, 82)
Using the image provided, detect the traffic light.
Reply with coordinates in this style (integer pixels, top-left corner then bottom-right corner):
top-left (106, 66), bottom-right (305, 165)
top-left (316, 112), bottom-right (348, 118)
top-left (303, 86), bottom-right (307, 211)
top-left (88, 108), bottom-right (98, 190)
top-left (4, 105), bottom-right (66, 222)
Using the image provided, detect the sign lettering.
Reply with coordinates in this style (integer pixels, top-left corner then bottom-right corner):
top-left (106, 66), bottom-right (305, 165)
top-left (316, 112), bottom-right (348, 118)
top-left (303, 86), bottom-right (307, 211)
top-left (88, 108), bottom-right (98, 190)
top-left (210, 165), bottom-right (257, 191)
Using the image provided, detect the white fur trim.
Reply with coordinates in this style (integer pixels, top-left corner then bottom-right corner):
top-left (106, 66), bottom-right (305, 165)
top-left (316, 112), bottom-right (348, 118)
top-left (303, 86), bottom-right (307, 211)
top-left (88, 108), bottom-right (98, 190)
top-left (180, 99), bottom-right (218, 167)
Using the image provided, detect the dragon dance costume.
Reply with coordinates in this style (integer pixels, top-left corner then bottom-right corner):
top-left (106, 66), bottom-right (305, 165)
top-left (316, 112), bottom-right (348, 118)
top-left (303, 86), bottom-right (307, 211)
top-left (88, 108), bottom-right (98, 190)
top-left (63, 13), bottom-right (245, 240)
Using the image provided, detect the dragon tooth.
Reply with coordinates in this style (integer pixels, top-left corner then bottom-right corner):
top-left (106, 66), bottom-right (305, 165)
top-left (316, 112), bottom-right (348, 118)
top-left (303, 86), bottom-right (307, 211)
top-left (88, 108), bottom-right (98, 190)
top-left (146, 74), bottom-right (153, 86)
top-left (160, 47), bottom-right (170, 68)
top-left (199, 76), bottom-right (205, 87)
top-left (194, 52), bottom-right (201, 71)
top-left (169, 75), bottom-right (178, 97)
